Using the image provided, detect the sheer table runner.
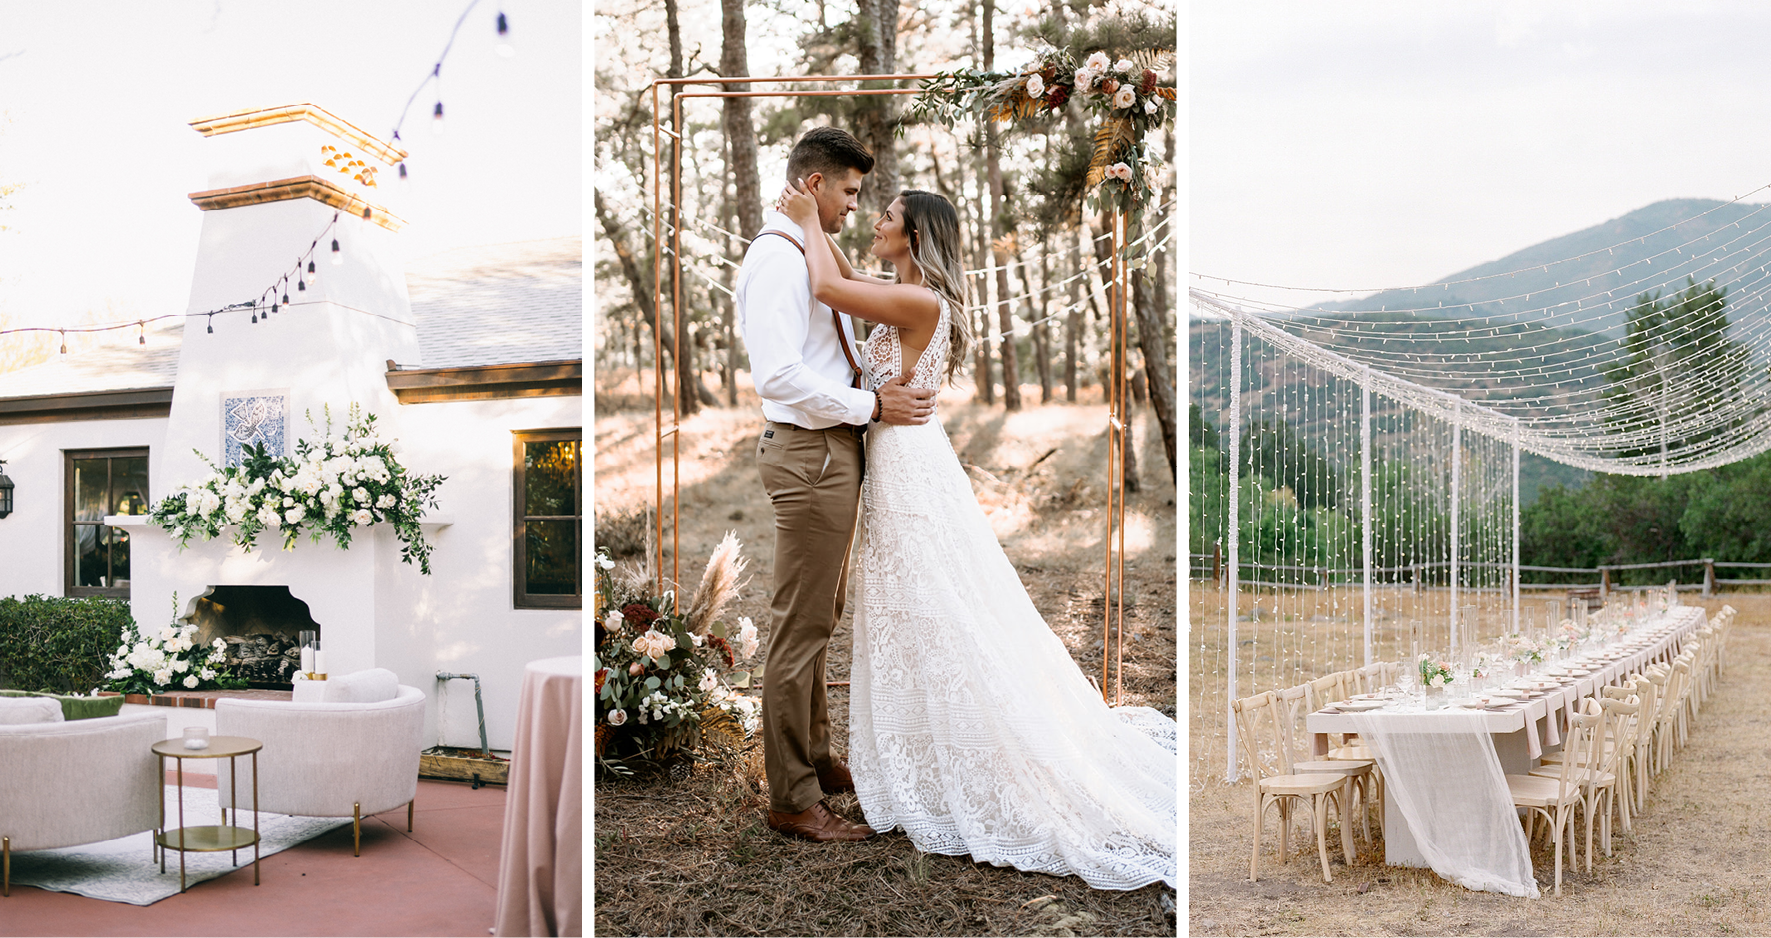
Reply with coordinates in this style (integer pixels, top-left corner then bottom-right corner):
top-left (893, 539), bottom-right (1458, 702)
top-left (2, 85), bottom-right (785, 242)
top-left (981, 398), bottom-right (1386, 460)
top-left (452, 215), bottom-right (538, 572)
top-left (1346, 710), bottom-right (1539, 898)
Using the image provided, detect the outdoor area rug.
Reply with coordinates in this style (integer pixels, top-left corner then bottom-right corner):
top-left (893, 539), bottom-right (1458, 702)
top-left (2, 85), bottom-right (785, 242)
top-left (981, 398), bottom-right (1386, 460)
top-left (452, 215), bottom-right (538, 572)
top-left (5, 785), bottom-right (349, 905)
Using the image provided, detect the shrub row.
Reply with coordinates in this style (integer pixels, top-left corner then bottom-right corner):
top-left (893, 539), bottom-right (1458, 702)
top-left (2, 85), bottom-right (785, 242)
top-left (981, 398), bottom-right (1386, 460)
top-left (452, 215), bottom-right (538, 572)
top-left (0, 594), bottom-right (132, 693)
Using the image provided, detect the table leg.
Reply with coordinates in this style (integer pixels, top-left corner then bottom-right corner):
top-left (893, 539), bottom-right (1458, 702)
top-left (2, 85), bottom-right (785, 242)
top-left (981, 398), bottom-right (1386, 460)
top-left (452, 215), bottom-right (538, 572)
top-left (253, 750), bottom-right (260, 886)
top-left (157, 754), bottom-right (164, 871)
top-left (177, 759), bottom-right (186, 893)
top-left (1312, 731), bottom-right (1329, 758)
top-left (230, 754), bottom-right (238, 867)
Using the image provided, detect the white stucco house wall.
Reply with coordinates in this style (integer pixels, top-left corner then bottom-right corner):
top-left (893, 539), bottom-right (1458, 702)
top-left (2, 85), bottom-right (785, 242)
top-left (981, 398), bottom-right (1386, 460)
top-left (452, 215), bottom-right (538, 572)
top-left (0, 104), bottom-right (581, 752)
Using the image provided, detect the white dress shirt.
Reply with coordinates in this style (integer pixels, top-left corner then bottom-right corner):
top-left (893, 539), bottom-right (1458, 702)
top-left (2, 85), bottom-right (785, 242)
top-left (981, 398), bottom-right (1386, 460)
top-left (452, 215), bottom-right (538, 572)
top-left (736, 209), bottom-right (875, 428)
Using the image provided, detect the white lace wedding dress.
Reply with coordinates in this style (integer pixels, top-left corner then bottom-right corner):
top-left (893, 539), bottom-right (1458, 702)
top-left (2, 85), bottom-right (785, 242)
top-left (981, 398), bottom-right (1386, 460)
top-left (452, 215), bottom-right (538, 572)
top-left (846, 291), bottom-right (1177, 891)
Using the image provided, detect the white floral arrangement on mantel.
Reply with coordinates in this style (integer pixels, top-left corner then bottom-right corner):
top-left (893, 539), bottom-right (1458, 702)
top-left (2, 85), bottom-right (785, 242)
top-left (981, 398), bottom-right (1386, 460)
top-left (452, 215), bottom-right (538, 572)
top-left (149, 404), bottom-right (446, 574)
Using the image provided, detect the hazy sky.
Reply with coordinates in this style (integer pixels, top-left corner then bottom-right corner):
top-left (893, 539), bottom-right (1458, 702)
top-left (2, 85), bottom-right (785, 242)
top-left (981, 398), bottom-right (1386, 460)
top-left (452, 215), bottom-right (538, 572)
top-left (1191, 1), bottom-right (1771, 309)
top-left (0, 0), bottom-right (579, 341)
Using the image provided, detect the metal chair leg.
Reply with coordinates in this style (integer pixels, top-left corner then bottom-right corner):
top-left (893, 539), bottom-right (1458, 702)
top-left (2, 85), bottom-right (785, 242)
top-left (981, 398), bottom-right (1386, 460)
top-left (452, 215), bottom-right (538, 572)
top-left (408, 799), bottom-right (414, 832)
top-left (4, 835), bottom-right (10, 898)
top-left (353, 803), bottom-right (361, 857)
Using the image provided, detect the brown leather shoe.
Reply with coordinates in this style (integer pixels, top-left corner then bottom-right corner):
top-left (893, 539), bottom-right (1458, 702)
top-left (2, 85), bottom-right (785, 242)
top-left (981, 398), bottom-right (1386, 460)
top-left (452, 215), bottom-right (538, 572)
top-left (817, 760), bottom-right (856, 795)
top-left (767, 800), bottom-right (876, 842)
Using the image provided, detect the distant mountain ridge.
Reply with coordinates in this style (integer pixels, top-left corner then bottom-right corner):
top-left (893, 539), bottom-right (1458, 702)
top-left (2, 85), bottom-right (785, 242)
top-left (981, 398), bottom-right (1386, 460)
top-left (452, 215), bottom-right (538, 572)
top-left (1312, 198), bottom-right (1771, 336)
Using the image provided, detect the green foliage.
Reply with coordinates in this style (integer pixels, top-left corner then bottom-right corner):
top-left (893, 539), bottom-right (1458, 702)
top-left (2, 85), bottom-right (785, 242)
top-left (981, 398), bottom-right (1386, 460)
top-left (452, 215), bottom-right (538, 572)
top-left (1599, 278), bottom-right (1752, 459)
top-left (0, 594), bottom-right (132, 693)
top-left (1240, 418), bottom-right (1341, 511)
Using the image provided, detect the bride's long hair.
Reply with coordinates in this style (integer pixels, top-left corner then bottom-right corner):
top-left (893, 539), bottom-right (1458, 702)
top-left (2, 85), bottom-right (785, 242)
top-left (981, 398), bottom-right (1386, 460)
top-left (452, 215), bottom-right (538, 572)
top-left (896, 190), bottom-right (972, 385)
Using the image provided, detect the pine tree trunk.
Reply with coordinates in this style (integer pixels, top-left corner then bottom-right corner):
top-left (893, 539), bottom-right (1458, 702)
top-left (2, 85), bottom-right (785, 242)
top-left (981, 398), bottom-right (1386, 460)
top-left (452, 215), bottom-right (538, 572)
top-left (1065, 245), bottom-right (1080, 402)
top-left (665, 0), bottom-right (698, 416)
top-left (982, 0), bottom-right (1019, 411)
top-left (1033, 244), bottom-right (1053, 403)
top-left (1134, 270), bottom-right (1178, 481)
top-left (853, 0), bottom-right (901, 218)
top-left (720, 0), bottom-right (763, 242)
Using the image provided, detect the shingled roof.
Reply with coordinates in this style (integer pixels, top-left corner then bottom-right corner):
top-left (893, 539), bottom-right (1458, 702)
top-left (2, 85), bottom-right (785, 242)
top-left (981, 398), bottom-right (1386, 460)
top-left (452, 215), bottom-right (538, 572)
top-left (403, 236), bottom-right (581, 370)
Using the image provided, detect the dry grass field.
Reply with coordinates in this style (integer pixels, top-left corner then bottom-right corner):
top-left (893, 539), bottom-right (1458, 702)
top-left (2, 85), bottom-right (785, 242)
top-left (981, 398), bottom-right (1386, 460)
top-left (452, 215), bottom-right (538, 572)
top-left (1188, 593), bottom-right (1771, 937)
top-left (593, 371), bottom-right (1178, 937)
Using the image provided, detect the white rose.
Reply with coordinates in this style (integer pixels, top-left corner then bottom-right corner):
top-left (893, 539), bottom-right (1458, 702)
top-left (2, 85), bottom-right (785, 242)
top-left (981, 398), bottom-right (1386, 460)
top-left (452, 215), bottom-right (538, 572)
top-left (377, 493), bottom-right (397, 509)
top-left (183, 674), bottom-right (200, 689)
top-left (738, 619), bottom-right (760, 659)
top-left (607, 708), bottom-right (627, 726)
top-left (1113, 86), bottom-right (1135, 110)
top-left (596, 555), bottom-right (615, 570)
top-left (171, 657), bottom-right (189, 673)
top-left (698, 670), bottom-right (719, 693)
top-left (603, 610), bottom-right (624, 632)
top-left (1115, 58), bottom-right (1135, 73)
top-left (283, 496), bottom-right (295, 507)
top-left (351, 508), bottom-right (374, 526)
top-left (354, 487), bottom-right (369, 503)
top-left (286, 505), bottom-right (306, 523)
top-left (160, 626), bottom-right (176, 642)
top-left (152, 668), bottom-right (173, 686)
top-left (1144, 98), bottom-right (1157, 114)
top-left (1026, 73), bottom-right (1045, 97)
top-left (200, 668), bottom-right (216, 681)
top-left (1074, 67), bottom-right (1096, 93)
top-left (1085, 50), bottom-right (1110, 72)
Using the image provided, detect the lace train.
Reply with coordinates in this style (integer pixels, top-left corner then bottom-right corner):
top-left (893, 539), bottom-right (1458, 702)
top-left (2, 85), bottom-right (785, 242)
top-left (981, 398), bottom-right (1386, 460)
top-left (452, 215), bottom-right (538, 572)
top-left (848, 416), bottom-right (1177, 891)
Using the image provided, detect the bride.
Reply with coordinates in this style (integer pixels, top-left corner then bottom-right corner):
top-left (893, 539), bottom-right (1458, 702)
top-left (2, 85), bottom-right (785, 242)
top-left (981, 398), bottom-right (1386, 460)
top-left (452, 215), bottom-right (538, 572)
top-left (777, 180), bottom-right (1177, 891)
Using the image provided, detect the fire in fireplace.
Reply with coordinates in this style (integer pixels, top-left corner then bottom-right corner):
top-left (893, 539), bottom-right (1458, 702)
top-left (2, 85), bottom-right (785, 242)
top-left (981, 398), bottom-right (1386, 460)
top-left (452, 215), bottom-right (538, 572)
top-left (181, 586), bottom-right (321, 689)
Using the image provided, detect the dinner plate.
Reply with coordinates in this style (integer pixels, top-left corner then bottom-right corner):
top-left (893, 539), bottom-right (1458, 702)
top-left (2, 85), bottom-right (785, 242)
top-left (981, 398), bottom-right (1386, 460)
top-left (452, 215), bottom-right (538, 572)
top-left (1490, 688), bottom-right (1529, 699)
top-left (1337, 700), bottom-right (1387, 712)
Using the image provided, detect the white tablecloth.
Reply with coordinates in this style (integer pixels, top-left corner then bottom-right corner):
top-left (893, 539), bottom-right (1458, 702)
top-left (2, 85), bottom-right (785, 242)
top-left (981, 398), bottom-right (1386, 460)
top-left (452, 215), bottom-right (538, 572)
top-left (1309, 605), bottom-right (1704, 896)
top-left (494, 656), bottom-right (583, 936)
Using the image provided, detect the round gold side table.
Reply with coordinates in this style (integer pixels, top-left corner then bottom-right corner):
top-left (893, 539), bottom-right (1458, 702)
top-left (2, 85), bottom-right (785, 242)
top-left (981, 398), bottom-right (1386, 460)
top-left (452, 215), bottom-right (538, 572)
top-left (150, 735), bottom-right (262, 893)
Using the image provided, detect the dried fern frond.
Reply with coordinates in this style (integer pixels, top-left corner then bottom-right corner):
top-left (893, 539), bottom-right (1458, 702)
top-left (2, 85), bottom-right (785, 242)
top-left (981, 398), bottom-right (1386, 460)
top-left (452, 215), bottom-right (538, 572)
top-left (1130, 49), bottom-right (1177, 75)
top-left (686, 531), bottom-right (748, 634)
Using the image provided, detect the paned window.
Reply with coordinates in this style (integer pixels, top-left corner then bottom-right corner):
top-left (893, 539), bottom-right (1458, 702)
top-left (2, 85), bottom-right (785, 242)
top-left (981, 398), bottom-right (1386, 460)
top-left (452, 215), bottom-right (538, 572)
top-left (65, 448), bottom-right (149, 598)
top-left (514, 429), bottom-right (581, 609)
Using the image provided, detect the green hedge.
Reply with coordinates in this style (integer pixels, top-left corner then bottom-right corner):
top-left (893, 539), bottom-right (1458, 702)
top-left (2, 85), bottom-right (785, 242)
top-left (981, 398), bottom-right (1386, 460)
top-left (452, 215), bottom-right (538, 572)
top-left (0, 595), bottom-right (133, 694)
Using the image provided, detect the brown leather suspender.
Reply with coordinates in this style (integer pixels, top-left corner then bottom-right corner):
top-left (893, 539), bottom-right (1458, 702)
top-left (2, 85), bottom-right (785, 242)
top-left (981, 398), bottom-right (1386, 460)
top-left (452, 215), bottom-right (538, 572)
top-left (756, 230), bottom-right (863, 389)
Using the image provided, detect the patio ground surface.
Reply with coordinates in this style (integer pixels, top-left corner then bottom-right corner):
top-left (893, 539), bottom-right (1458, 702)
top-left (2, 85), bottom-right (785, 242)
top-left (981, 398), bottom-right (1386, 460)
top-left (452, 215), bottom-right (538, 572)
top-left (0, 776), bottom-right (505, 937)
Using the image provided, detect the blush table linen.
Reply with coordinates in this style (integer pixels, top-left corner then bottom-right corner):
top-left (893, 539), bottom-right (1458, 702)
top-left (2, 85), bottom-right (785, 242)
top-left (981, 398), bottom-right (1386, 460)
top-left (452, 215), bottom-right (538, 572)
top-left (494, 656), bottom-right (583, 937)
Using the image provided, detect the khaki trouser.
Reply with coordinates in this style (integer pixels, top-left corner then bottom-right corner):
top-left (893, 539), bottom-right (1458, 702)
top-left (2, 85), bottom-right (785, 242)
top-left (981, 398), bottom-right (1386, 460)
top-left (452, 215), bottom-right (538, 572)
top-left (756, 421), bottom-right (864, 813)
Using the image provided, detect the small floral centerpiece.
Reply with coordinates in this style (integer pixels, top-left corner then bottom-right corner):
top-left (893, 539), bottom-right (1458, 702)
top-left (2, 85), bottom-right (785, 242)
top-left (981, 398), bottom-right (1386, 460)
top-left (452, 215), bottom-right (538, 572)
top-left (1505, 633), bottom-right (1545, 665)
top-left (104, 595), bottom-right (246, 696)
top-left (150, 405), bottom-right (445, 573)
top-left (1470, 652), bottom-right (1496, 681)
top-left (594, 535), bottom-right (763, 775)
top-left (1418, 654), bottom-right (1455, 689)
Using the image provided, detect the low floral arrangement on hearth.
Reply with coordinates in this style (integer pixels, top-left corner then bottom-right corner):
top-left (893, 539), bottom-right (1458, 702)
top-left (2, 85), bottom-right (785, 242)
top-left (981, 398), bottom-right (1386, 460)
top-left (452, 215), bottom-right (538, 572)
top-left (104, 595), bottom-right (246, 696)
top-left (593, 535), bottom-right (763, 776)
top-left (149, 404), bottom-right (446, 574)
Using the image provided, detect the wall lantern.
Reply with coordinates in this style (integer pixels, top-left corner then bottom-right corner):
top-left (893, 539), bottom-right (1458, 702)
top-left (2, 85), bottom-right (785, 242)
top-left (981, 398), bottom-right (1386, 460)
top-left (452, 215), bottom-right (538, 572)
top-left (0, 464), bottom-right (13, 519)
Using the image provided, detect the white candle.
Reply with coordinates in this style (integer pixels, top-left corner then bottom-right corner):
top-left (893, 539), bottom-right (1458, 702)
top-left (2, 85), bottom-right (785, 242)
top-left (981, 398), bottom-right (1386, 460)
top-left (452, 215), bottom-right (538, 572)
top-left (301, 646), bottom-right (314, 675)
top-left (313, 649), bottom-right (327, 677)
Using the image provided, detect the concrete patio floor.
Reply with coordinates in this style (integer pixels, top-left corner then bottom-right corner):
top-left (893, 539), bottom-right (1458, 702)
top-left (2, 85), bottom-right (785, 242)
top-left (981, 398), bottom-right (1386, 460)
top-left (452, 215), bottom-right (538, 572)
top-left (0, 777), bottom-right (507, 937)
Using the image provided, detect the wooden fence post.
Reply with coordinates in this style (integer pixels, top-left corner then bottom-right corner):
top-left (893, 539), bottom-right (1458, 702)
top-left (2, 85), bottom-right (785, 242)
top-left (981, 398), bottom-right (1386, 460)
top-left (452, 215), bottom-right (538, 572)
top-left (1704, 559), bottom-right (1714, 598)
top-left (1600, 567), bottom-right (1610, 602)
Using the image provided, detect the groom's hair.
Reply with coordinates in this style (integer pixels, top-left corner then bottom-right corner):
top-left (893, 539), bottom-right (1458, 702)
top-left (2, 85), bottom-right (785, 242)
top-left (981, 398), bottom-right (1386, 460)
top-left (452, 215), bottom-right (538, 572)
top-left (785, 127), bottom-right (874, 183)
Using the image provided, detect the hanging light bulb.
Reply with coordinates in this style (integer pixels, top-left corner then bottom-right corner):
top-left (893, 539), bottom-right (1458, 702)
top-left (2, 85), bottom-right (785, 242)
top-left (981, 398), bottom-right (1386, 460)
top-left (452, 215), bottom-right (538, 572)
top-left (305, 259), bottom-right (318, 285)
top-left (59, 330), bottom-right (67, 354)
top-left (398, 161), bottom-right (408, 180)
top-left (495, 12), bottom-right (515, 58)
top-left (251, 307), bottom-right (258, 324)
top-left (331, 238), bottom-right (343, 266)
top-left (298, 278), bottom-right (307, 293)
top-left (282, 280), bottom-right (290, 305)
top-left (432, 101), bottom-right (445, 136)
top-left (138, 322), bottom-right (146, 345)
top-left (271, 300), bottom-right (279, 315)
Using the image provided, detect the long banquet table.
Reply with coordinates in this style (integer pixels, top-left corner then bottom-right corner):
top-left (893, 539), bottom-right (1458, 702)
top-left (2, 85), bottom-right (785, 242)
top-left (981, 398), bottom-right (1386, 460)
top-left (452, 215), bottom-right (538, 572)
top-left (1306, 604), bottom-right (1705, 882)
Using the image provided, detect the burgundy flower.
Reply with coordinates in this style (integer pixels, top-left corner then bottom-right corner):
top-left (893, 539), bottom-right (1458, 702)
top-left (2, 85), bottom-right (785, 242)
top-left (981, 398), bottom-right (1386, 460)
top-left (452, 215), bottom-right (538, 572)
top-left (1100, 77), bottom-right (1119, 95)
top-left (1046, 85), bottom-right (1070, 110)
top-left (594, 668), bottom-right (608, 693)
top-left (1040, 65), bottom-right (1057, 81)
top-left (622, 602), bottom-right (660, 628)
top-left (1141, 70), bottom-right (1158, 95)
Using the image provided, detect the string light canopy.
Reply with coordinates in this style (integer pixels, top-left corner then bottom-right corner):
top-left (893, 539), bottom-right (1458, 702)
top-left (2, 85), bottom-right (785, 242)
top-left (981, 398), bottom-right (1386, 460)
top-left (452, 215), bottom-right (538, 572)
top-left (1192, 185), bottom-right (1771, 477)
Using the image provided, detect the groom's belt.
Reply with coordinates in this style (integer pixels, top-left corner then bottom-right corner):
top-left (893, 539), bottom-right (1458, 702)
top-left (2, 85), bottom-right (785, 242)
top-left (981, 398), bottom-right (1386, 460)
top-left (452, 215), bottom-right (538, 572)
top-left (769, 420), bottom-right (866, 440)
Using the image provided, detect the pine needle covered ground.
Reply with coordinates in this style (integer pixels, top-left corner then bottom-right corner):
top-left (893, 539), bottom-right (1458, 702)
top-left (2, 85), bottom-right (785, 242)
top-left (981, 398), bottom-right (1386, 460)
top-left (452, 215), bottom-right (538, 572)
top-left (594, 372), bottom-right (1177, 937)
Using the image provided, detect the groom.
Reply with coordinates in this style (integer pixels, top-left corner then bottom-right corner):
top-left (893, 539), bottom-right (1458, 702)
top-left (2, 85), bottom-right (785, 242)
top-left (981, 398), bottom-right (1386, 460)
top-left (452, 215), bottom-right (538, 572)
top-left (736, 126), bottom-right (936, 843)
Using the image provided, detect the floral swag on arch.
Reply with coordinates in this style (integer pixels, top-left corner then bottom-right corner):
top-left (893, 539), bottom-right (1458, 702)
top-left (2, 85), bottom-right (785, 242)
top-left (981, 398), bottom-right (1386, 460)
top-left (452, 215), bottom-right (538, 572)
top-left (149, 404), bottom-right (446, 574)
top-left (906, 47), bottom-right (1177, 239)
